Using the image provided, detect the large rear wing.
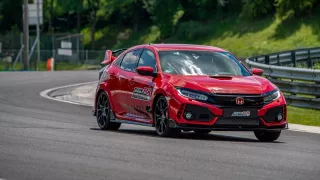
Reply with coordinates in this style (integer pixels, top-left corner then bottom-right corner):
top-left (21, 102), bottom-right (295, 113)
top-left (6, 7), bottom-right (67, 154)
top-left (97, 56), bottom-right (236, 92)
top-left (101, 48), bottom-right (128, 65)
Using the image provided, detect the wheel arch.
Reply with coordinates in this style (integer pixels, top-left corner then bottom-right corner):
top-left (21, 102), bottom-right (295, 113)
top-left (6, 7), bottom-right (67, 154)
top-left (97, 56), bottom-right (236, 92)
top-left (151, 93), bottom-right (165, 126)
top-left (94, 82), bottom-right (111, 112)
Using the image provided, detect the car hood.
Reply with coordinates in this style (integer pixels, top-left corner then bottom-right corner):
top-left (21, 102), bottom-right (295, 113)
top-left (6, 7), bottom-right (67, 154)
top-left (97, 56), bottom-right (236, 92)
top-left (168, 75), bottom-right (277, 94)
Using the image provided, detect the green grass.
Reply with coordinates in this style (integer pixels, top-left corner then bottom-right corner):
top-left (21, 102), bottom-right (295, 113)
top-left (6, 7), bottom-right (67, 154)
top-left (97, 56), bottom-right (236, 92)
top-left (97, 14), bottom-right (320, 58)
top-left (0, 62), bottom-right (100, 71)
top-left (287, 106), bottom-right (320, 126)
top-left (313, 62), bottom-right (320, 69)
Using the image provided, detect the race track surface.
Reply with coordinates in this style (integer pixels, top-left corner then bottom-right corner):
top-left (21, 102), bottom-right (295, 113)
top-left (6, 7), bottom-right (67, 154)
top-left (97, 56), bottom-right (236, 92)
top-left (0, 71), bottom-right (319, 180)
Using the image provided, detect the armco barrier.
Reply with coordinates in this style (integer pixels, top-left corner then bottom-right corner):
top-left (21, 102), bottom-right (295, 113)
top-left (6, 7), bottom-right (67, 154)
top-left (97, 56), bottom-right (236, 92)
top-left (246, 48), bottom-right (320, 110)
top-left (251, 47), bottom-right (320, 67)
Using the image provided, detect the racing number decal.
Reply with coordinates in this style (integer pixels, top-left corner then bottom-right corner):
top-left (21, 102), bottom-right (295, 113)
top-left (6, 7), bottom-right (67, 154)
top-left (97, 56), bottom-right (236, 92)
top-left (132, 87), bottom-right (152, 101)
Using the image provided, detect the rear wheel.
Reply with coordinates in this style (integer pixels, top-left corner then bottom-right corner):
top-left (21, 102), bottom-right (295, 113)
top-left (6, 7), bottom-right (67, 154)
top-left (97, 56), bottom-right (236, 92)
top-left (194, 129), bottom-right (211, 135)
top-left (254, 130), bottom-right (281, 142)
top-left (96, 91), bottom-right (121, 130)
top-left (154, 96), bottom-right (180, 137)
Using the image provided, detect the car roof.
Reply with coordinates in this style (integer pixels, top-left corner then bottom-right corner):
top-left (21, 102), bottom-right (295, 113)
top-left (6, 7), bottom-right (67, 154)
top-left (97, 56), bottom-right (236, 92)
top-left (149, 44), bottom-right (227, 52)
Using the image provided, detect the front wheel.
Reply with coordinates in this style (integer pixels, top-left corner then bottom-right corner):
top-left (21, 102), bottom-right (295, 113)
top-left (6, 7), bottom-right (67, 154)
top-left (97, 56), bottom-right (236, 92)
top-left (254, 130), bottom-right (281, 142)
top-left (154, 96), bottom-right (180, 137)
top-left (96, 91), bottom-right (121, 130)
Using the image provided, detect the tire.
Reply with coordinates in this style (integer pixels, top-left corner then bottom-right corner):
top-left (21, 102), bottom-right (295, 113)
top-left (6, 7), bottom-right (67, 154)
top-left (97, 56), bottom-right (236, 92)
top-left (254, 130), bottom-right (281, 142)
top-left (96, 91), bottom-right (121, 130)
top-left (154, 96), bottom-right (180, 137)
top-left (194, 129), bottom-right (211, 135)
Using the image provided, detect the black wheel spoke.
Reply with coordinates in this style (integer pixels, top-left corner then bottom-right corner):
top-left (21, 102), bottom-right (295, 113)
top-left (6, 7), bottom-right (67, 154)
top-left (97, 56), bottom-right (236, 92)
top-left (96, 92), bottom-right (121, 131)
top-left (155, 97), bottom-right (169, 135)
top-left (97, 115), bottom-right (104, 126)
top-left (97, 93), bottom-right (109, 128)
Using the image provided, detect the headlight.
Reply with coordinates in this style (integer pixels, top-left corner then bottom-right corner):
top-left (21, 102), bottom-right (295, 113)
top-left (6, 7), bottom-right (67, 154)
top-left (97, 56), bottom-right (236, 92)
top-left (263, 90), bottom-right (281, 103)
top-left (177, 88), bottom-right (208, 101)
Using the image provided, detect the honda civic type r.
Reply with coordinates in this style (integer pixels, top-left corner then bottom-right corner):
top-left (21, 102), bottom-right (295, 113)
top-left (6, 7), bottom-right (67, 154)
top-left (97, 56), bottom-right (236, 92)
top-left (92, 44), bottom-right (288, 142)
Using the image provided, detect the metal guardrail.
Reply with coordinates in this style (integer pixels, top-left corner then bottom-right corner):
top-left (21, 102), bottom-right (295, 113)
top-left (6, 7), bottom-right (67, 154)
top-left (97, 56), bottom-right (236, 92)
top-left (251, 47), bottom-right (320, 68)
top-left (246, 47), bottom-right (320, 110)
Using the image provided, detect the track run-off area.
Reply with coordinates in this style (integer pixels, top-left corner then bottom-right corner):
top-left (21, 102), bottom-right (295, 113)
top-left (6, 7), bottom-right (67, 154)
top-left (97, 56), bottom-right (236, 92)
top-left (0, 71), bottom-right (319, 180)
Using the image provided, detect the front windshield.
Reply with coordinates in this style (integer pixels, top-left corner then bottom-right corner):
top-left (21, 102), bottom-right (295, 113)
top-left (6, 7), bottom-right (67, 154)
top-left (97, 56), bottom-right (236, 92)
top-left (158, 50), bottom-right (251, 76)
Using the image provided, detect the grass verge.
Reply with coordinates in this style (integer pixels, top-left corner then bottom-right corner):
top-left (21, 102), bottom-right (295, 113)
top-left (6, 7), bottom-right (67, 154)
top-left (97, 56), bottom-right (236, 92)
top-left (0, 62), bottom-right (100, 71)
top-left (104, 14), bottom-right (320, 58)
top-left (287, 106), bottom-right (320, 127)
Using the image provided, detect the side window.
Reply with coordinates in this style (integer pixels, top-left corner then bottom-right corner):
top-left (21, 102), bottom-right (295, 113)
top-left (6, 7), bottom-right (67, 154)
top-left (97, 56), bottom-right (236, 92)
top-left (137, 49), bottom-right (157, 72)
top-left (114, 54), bottom-right (124, 67)
top-left (120, 49), bottom-right (142, 71)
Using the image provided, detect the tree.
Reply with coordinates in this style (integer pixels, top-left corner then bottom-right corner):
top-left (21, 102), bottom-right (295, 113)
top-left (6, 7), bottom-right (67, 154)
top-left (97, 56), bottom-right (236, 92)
top-left (143, 0), bottom-right (184, 39)
top-left (85, 0), bottom-right (106, 49)
top-left (241, 0), bottom-right (275, 20)
top-left (114, 0), bottom-right (149, 32)
top-left (77, 0), bottom-right (84, 33)
top-left (0, 0), bottom-right (22, 33)
top-left (49, 0), bottom-right (54, 32)
top-left (275, 0), bottom-right (318, 20)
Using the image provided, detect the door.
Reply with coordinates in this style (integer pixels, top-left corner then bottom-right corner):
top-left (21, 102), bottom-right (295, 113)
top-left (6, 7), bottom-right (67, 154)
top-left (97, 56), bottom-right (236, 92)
top-left (128, 49), bottom-right (158, 122)
top-left (107, 54), bottom-right (126, 116)
top-left (116, 49), bottom-right (143, 118)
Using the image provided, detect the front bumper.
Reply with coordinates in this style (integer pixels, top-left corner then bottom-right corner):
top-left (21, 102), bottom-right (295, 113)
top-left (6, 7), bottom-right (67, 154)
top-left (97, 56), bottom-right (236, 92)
top-left (168, 94), bottom-right (288, 130)
top-left (168, 119), bottom-right (288, 131)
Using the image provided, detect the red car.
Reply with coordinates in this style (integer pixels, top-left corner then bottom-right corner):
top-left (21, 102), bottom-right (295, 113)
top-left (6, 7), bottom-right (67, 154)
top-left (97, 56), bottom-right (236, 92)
top-left (93, 44), bottom-right (288, 142)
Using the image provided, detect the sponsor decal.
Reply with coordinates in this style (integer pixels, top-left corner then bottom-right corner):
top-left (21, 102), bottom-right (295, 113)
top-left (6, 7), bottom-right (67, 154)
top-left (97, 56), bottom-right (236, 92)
top-left (132, 87), bottom-right (152, 101)
top-left (231, 110), bottom-right (250, 117)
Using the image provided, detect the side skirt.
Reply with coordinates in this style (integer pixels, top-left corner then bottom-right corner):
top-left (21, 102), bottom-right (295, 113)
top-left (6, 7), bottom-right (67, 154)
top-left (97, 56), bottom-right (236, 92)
top-left (109, 110), bottom-right (153, 127)
top-left (110, 119), bottom-right (153, 127)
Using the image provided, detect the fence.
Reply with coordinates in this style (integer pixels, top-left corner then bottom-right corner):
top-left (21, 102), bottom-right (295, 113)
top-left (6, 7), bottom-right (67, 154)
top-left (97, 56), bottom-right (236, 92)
top-left (0, 49), bottom-right (105, 71)
top-left (249, 47), bottom-right (320, 68)
top-left (246, 47), bottom-right (320, 110)
top-left (0, 33), bottom-right (102, 71)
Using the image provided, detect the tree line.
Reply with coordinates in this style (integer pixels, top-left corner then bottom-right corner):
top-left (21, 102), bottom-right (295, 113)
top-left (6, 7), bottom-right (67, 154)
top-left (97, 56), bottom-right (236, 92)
top-left (0, 0), bottom-right (319, 48)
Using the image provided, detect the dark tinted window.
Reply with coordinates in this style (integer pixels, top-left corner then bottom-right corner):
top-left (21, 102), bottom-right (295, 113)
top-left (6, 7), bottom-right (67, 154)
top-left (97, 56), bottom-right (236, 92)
top-left (114, 54), bottom-right (124, 67)
top-left (137, 49), bottom-right (157, 72)
top-left (158, 51), bottom-right (251, 76)
top-left (120, 49), bottom-right (142, 71)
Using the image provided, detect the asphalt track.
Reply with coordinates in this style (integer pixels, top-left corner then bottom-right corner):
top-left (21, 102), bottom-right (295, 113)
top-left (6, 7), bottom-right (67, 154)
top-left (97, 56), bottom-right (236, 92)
top-left (0, 71), bottom-right (319, 180)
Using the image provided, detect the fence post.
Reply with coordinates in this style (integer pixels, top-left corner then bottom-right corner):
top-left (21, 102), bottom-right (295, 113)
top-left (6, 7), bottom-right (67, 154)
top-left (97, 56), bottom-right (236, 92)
top-left (277, 54), bottom-right (280, 65)
top-left (317, 82), bottom-right (320, 99)
top-left (265, 55), bottom-right (269, 65)
top-left (86, 50), bottom-right (88, 69)
top-left (307, 49), bottom-right (312, 68)
top-left (291, 51), bottom-right (296, 67)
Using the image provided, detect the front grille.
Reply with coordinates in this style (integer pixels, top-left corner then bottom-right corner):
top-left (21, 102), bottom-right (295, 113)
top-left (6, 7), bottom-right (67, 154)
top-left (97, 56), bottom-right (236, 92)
top-left (215, 117), bottom-right (260, 126)
top-left (208, 94), bottom-right (264, 107)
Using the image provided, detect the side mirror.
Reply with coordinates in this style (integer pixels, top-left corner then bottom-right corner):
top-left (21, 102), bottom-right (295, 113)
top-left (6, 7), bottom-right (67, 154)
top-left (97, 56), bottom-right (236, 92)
top-left (136, 66), bottom-right (157, 77)
top-left (251, 68), bottom-right (264, 76)
top-left (101, 50), bottom-right (116, 65)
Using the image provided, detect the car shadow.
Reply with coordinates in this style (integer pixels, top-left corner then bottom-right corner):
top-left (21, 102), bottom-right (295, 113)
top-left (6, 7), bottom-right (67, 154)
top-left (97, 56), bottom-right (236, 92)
top-left (90, 127), bottom-right (284, 143)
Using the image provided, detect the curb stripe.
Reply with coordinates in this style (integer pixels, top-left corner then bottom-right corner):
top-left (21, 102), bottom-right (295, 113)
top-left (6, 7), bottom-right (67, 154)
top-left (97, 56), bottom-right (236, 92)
top-left (39, 81), bottom-right (97, 107)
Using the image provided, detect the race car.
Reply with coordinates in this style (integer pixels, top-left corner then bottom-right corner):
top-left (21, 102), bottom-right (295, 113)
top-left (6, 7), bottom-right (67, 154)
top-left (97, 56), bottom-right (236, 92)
top-left (92, 44), bottom-right (288, 142)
